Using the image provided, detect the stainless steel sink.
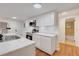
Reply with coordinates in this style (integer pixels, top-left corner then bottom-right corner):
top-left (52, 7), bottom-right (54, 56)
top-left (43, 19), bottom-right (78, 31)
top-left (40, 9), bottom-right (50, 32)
top-left (0, 35), bottom-right (20, 42)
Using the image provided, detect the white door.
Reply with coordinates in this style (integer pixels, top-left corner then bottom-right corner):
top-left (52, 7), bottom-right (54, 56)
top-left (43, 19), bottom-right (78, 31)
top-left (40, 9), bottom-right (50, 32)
top-left (75, 17), bottom-right (79, 47)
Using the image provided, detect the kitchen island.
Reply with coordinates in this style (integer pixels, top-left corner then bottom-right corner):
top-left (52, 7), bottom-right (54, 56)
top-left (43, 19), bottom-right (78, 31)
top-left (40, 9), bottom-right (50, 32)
top-left (0, 34), bottom-right (35, 56)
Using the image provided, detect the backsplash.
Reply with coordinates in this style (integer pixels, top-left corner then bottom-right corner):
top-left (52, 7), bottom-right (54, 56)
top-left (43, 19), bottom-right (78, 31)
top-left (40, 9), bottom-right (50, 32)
top-left (39, 26), bottom-right (58, 34)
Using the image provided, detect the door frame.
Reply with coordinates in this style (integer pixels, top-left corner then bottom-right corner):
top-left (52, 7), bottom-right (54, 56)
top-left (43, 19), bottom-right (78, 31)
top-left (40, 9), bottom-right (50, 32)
top-left (59, 16), bottom-right (77, 45)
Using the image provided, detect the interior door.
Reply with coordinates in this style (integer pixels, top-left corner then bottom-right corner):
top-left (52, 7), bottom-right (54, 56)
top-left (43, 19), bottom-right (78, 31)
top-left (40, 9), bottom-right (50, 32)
top-left (65, 18), bottom-right (75, 45)
top-left (64, 18), bottom-right (77, 56)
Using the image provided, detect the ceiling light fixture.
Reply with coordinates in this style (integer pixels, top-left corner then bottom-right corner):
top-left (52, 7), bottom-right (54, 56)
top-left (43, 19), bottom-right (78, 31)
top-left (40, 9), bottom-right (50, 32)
top-left (12, 17), bottom-right (16, 19)
top-left (33, 3), bottom-right (42, 8)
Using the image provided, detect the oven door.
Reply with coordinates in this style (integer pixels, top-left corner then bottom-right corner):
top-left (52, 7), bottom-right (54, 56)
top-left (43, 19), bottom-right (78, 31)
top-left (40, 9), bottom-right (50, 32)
top-left (26, 35), bottom-right (32, 40)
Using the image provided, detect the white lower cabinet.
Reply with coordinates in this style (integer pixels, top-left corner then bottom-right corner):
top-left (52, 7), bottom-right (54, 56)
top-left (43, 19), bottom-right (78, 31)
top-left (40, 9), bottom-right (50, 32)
top-left (33, 33), bottom-right (57, 55)
top-left (40, 36), bottom-right (52, 53)
top-left (33, 34), bottom-right (40, 48)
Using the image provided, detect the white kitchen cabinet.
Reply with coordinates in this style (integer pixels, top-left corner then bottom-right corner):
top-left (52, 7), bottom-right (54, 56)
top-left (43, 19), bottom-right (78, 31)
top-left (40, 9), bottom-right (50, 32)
top-left (33, 33), bottom-right (57, 55)
top-left (36, 16), bottom-right (43, 26)
top-left (40, 36), bottom-right (52, 53)
top-left (40, 35), bottom-right (57, 55)
top-left (75, 17), bottom-right (79, 47)
top-left (43, 13), bottom-right (54, 26)
top-left (36, 12), bottom-right (57, 26)
top-left (33, 34), bottom-right (40, 48)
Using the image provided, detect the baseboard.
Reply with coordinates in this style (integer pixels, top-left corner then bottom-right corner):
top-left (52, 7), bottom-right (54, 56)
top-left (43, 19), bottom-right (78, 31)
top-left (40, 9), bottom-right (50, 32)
top-left (36, 48), bottom-right (57, 56)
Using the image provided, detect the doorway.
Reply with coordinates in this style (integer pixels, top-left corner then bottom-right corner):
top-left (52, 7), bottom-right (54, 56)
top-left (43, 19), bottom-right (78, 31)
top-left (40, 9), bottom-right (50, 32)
top-left (65, 18), bottom-right (75, 45)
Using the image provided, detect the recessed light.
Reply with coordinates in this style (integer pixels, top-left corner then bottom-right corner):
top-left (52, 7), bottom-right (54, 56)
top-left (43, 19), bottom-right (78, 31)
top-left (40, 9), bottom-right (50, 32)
top-left (12, 17), bottom-right (16, 19)
top-left (33, 3), bottom-right (42, 8)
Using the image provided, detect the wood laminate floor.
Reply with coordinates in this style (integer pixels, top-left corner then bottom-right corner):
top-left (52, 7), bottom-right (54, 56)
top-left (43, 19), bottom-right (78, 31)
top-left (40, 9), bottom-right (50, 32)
top-left (36, 43), bottom-right (79, 56)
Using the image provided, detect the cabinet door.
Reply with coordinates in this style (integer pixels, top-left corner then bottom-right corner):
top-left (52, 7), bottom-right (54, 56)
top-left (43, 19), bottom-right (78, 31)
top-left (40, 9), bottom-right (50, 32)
top-left (33, 34), bottom-right (40, 48)
top-left (36, 13), bottom-right (54, 26)
top-left (36, 18), bottom-right (40, 26)
top-left (36, 35), bottom-right (40, 48)
top-left (44, 14), bottom-right (54, 26)
top-left (36, 17), bottom-right (42, 26)
top-left (40, 36), bottom-right (52, 53)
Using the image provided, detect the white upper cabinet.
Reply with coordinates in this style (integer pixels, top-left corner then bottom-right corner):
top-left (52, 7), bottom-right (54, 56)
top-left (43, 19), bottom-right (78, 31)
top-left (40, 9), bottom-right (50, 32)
top-left (36, 12), bottom-right (58, 26)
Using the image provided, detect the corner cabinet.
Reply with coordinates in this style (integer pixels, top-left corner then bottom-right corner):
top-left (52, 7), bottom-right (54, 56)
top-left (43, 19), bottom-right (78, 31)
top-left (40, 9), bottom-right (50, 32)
top-left (36, 12), bottom-right (58, 26)
top-left (33, 33), bottom-right (57, 55)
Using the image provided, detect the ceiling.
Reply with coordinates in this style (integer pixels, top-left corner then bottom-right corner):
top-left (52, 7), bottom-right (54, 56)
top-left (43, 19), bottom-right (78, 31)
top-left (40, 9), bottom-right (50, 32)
top-left (0, 3), bottom-right (79, 21)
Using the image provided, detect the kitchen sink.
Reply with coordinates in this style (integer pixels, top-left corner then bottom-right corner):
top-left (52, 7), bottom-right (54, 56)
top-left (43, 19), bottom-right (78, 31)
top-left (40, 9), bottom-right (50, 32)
top-left (0, 35), bottom-right (20, 42)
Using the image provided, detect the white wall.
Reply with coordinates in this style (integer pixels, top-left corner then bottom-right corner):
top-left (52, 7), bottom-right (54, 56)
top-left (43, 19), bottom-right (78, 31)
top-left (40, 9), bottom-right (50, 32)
top-left (0, 18), bottom-right (24, 35)
top-left (59, 8), bottom-right (79, 19)
top-left (24, 19), bottom-right (34, 33)
top-left (58, 17), bottom-right (65, 43)
top-left (59, 8), bottom-right (79, 47)
top-left (75, 17), bottom-right (79, 47)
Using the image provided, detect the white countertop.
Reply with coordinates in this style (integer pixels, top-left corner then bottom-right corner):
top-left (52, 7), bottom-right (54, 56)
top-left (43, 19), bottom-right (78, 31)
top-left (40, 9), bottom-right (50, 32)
top-left (33, 33), bottom-right (57, 37)
top-left (0, 36), bottom-right (35, 55)
top-left (3, 33), bottom-right (21, 36)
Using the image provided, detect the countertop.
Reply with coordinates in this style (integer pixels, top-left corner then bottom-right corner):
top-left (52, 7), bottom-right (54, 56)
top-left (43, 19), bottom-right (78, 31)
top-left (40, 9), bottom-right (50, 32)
top-left (0, 34), bottom-right (35, 55)
top-left (3, 33), bottom-right (21, 36)
top-left (33, 33), bottom-right (57, 37)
